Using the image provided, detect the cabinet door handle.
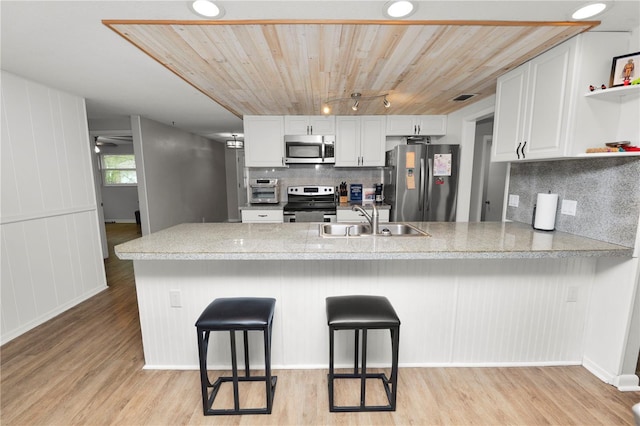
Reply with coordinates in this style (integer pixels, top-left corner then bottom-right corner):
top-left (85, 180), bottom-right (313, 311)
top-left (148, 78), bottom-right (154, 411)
top-left (521, 141), bottom-right (527, 159)
top-left (414, 125), bottom-right (417, 135)
top-left (309, 125), bottom-right (313, 134)
top-left (516, 142), bottom-right (522, 159)
top-left (417, 125), bottom-right (421, 135)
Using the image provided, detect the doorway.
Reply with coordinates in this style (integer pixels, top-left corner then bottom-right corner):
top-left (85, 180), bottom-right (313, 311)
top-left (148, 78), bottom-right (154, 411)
top-left (469, 116), bottom-right (508, 222)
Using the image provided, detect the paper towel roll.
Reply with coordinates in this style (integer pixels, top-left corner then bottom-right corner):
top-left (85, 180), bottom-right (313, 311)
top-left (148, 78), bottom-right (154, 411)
top-left (533, 193), bottom-right (559, 231)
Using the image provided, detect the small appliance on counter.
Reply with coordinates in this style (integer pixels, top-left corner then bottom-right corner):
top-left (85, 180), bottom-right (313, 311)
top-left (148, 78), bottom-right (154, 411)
top-left (249, 178), bottom-right (280, 204)
top-left (375, 184), bottom-right (384, 202)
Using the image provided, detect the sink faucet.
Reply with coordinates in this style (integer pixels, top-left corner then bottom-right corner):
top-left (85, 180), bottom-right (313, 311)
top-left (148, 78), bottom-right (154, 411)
top-left (352, 204), bottom-right (379, 235)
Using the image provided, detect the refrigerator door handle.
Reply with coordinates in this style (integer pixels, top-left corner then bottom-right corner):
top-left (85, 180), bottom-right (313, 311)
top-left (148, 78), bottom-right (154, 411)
top-left (426, 157), bottom-right (434, 213)
top-left (419, 157), bottom-right (426, 211)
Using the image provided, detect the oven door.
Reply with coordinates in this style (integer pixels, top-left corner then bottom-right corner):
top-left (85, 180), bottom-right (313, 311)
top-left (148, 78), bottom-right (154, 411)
top-left (249, 185), bottom-right (279, 204)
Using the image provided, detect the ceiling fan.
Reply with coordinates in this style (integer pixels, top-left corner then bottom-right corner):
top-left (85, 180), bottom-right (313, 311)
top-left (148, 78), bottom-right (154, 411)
top-left (94, 135), bottom-right (133, 146)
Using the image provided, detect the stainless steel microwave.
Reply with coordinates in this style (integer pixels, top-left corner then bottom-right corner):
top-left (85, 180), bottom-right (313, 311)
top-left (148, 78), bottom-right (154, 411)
top-left (284, 135), bottom-right (335, 164)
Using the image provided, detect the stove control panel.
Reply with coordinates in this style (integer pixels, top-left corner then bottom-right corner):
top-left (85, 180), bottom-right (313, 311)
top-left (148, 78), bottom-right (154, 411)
top-left (287, 186), bottom-right (335, 196)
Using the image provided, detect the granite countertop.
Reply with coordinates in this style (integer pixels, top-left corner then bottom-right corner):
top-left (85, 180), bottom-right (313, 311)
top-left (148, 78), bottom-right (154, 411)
top-left (115, 221), bottom-right (633, 261)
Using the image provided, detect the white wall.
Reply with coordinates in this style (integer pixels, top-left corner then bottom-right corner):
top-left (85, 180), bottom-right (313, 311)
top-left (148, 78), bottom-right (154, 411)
top-left (131, 116), bottom-right (228, 234)
top-left (1, 71), bottom-right (107, 344)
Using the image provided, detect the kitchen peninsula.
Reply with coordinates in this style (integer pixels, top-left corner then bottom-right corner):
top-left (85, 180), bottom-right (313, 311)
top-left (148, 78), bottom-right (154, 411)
top-left (116, 222), bottom-right (635, 388)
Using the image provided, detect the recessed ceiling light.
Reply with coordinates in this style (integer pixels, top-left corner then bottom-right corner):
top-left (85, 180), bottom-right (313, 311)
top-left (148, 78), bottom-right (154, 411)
top-left (384, 1), bottom-right (416, 19)
top-left (191, 0), bottom-right (225, 18)
top-left (571, 2), bottom-right (607, 20)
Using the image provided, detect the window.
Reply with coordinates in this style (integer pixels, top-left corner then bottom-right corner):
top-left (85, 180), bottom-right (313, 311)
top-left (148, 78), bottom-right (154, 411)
top-left (101, 154), bottom-right (137, 185)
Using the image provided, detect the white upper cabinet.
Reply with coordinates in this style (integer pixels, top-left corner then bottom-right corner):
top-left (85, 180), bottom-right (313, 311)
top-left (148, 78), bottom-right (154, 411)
top-left (386, 115), bottom-right (447, 136)
top-left (492, 32), bottom-right (632, 162)
top-left (335, 116), bottom-right (386, 167)
top-left (284, 116), bottom-right (335, 135)
top-left (244, 115), bottom-right (285, 167)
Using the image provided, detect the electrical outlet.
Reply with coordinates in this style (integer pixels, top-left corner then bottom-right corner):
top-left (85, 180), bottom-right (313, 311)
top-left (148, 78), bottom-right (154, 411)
top-left (169, 290), bottom-right (182, 307)
top-left (508, 194), bottom-right (519, 207)
top-left (566, 286), bottom-right (578, 302)
top-left (561, 199), bottom-right (577, 216)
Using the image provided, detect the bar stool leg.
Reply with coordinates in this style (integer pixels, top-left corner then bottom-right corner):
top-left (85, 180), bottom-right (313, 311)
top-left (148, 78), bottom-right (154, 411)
top-left (229, 330), bottom-right (240, 412)
top-left (197, 329), bottom-right (210, 414)
top-left (390, 327), bottom-right (400, 409)
top-left (328, 326), bottom-right (335, 410)
top-left (354, 329), bottom-right (360, 374)
top-left (360, 329), bottom-right (368, 408)
top-left (243, 330), bottom-right (250, 377)
top-left (264, 323), bottom-right (273, 413)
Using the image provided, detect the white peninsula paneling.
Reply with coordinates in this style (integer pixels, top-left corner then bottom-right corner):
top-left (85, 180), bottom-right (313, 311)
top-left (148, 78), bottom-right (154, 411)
top-left (132, 257), bottom-right (594, 370)
top-left (1, 71), bottom-right (106, 344)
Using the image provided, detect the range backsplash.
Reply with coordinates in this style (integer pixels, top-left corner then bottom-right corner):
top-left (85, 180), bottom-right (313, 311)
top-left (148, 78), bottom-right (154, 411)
top-left (507, 157), bottom-right (640, 247)
top-left (248, 165), bottom-right (385, 202)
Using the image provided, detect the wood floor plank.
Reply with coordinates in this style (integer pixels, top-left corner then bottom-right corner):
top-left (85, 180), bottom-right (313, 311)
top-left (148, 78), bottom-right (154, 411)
top-left (1, 223), bottom-right (639, 425)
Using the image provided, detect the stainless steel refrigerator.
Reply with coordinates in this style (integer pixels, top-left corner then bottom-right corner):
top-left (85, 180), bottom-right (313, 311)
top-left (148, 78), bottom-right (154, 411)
top-left (384, 144), bottom-right (460, 222)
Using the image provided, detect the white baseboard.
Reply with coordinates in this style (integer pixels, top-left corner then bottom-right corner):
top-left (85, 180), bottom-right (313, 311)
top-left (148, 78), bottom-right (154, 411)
top-left (582, 355), bottom-right (615, 384)
top-left (105, 219), bottom-right (137, 223)
top-left (613, 374), bottom-right (640, 391)
top-left (0, 286), bottom-right (108, 345)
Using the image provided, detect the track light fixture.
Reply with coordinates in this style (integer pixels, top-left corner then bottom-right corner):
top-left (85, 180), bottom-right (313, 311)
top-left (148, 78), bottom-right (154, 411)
top-left (323, 92), bottom-right (391, 114)
top-left (351, 93), bottom-right (361, 111)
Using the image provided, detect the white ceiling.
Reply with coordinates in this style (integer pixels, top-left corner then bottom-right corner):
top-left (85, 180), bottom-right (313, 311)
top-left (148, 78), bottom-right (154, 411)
top-left (2, 1), bottom-right (639, 143)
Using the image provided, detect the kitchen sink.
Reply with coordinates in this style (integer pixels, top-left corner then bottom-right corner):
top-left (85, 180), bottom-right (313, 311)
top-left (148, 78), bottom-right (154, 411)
top-left (320, 223), bottom-right (372, 237)
top-left (319, 223), bottom-right (429, 238)
top-left (377, 223), bottom-right (429, 236)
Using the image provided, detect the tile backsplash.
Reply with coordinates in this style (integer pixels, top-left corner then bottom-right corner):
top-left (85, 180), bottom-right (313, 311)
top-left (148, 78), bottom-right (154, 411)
top-left (507, 157), bottom-right (640, 247)
top-left (248, 165), bottom-right (385, 202)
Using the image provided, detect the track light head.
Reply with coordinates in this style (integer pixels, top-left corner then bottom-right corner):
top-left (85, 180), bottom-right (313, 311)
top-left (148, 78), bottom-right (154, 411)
top-left (383, 97), bottom-right (391, 108)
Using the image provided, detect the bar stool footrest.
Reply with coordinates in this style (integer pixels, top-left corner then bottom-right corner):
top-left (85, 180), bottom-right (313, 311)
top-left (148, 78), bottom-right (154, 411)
top-left (205, 376), bottom-right (278, 415)
top-left (327, 373), bottom-right (395, 412)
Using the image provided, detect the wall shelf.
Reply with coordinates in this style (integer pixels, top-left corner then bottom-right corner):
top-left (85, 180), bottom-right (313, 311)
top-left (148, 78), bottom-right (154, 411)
top-left (584, 84), bottom-right (640, 101)
top-left (575, 151), bottom-right (640, 158)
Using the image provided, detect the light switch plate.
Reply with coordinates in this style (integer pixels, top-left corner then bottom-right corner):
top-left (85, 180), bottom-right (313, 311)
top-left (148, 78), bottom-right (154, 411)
top-left (561, 199), bottom-right (577, 216)
top-left (508, 194), bottom-right (519, 207)
top-left (169, 289), bottom-right (182, 307)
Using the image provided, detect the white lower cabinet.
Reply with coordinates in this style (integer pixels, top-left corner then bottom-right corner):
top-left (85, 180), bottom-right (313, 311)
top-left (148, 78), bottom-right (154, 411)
top-left (335, 116), bottom-right (386, 167)
top-left (241, 209), bottom-right (283, 223)
top-left (337, 208), bottom-right (389, 223)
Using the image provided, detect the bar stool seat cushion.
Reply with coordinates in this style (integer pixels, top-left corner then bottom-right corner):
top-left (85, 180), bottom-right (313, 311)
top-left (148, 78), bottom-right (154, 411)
top-left (196, 297), bottom-right (276, 330)
top-left (326, 295), bottom-right (400, 327)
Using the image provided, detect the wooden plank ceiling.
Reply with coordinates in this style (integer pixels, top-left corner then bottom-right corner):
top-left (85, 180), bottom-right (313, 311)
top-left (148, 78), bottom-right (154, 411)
top-left (104, 20), bottom-right (596, 117)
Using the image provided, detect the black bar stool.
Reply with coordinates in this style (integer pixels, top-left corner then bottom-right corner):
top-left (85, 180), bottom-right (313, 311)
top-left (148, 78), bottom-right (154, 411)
top-left (325, 295), bottom-right (400, 412)
top-left (195, 297), bottom-right (277, 415)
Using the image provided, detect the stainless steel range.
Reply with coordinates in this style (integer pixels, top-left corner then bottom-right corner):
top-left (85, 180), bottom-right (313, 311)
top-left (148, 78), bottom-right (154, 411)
top-left (283, 185), bottom-right (337, 223)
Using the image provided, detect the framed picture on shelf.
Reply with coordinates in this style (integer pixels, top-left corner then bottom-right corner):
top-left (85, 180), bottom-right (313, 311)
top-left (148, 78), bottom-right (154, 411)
top-left (609, 51), bottom-right (640, 87)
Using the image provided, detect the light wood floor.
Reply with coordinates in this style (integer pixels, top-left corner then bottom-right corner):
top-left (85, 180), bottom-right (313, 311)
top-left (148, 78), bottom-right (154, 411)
top-left (1, 223), bottom-right (639, 425)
